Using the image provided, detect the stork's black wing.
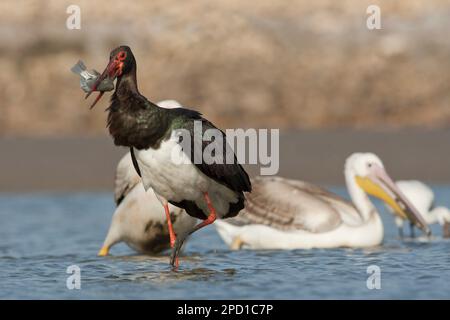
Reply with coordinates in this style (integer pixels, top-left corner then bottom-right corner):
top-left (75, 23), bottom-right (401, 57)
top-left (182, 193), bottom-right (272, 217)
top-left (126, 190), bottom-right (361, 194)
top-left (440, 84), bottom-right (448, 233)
top-left (168, 108), bottom-right (252, 194)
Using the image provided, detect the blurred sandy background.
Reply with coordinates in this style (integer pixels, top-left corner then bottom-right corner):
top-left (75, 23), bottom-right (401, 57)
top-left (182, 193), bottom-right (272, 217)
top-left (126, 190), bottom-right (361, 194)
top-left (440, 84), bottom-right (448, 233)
top-left (0, 0), bottom-right (449, 190)
top-left (1, 0), bottom-right (450, 136)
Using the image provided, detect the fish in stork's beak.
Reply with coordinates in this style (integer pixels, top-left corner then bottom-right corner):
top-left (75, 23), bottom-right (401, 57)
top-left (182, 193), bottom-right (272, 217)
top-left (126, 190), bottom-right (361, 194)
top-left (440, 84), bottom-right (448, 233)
top-left (85, 52), bottom-right (125, 109)
top-left (355, 163), bottom-right (431, 236)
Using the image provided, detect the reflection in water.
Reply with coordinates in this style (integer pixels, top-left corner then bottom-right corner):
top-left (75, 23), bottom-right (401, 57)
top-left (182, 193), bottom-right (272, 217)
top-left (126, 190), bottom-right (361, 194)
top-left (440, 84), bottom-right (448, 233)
top-left (97, 254), bottom-right (237, 283)
top-left (104, 265), bottom-right (236, 284)
top-left (128, 268), bottom-right (236, 283)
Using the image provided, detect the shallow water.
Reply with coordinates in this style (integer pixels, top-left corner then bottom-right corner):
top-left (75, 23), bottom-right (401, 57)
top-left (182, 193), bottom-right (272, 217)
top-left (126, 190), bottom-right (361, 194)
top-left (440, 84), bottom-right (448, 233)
top-left (0, 186), bottom-right (449, 299)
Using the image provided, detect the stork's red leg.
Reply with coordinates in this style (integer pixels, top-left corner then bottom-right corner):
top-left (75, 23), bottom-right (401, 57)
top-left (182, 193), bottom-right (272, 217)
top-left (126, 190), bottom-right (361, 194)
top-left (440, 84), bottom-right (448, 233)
top-left (189, 192), bottom-right (217, 234)
top-left (163, 203), bottom-right (179, 268)
top-left (163, 203), bottom-right (177, 247)
top-left (170, 192), bottom-right (217, 267)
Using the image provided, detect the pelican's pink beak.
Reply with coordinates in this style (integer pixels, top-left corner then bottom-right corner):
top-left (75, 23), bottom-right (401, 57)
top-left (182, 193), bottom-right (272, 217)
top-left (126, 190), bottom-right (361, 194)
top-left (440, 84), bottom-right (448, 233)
top-left (369, 164), bottom-right (431, 236)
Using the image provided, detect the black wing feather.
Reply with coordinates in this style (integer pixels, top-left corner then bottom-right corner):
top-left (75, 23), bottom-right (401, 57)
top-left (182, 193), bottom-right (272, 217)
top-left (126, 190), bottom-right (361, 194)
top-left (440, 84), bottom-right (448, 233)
top-left (168, 108), bottom-right (251, 194)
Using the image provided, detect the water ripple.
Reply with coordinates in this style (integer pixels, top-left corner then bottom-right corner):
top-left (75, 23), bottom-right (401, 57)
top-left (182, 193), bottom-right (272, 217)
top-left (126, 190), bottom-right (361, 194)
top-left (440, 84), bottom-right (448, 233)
top-left (1, 190), bottom-right (450, 299)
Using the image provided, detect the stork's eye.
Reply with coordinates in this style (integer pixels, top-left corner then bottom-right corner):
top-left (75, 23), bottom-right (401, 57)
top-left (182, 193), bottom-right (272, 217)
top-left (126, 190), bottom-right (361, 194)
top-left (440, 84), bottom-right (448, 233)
top-left (117, 51), bottom-right (127, 61)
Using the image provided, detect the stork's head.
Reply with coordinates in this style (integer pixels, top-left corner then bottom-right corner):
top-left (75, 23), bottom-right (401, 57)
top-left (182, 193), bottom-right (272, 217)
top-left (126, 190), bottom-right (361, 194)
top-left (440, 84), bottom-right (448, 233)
top-left (86, 46), bottom-right (136, 108)
top-left (105, 46), bottom-right (136, 79)
top-left (346, 152), bottom-right (431, 236)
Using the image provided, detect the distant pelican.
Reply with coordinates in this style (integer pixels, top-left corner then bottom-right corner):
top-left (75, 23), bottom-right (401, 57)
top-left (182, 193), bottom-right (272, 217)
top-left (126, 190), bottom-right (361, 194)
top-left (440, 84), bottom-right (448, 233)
top-left (215, 153), bottom-right (430, 250)
top-left (386, 180), bottom-right (450, 238)
top-left (98, 100), bottom-right (198, 256)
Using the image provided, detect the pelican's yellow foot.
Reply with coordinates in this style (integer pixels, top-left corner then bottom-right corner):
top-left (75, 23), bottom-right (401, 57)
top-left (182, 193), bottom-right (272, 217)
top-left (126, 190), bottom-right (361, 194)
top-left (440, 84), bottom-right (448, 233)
top-left (230, 236), bottom-right (244, 251)
top-left (98, 246), bottom-right (109, 256)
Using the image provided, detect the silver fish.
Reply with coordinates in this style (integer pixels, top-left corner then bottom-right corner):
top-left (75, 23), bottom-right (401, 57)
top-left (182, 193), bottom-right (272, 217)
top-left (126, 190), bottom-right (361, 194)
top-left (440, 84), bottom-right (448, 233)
top-left (71, 60), bottom-right (115, 93)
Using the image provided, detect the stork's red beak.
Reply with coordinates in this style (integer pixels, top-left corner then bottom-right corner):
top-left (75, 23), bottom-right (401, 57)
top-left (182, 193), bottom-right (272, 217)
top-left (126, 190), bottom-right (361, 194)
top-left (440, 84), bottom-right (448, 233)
top-left (85, 58), bottom-right (121, 109)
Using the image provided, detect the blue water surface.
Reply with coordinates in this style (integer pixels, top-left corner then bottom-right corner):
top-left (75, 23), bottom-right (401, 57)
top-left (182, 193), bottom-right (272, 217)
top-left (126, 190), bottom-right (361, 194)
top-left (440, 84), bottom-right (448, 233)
top-left (0, 186), bottom-right (449, 299)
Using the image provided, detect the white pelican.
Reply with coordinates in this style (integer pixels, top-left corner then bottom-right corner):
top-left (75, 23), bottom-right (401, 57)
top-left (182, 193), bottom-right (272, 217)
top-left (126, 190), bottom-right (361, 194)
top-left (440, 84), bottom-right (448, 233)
top-left (98, 100), bottom-right (198, 256)
top-left (98, 151), bottom-right (198, 256)
top-left (215, 153), bottom-right (430, 250)
top-left (385, 180), bottom-right (450, 238)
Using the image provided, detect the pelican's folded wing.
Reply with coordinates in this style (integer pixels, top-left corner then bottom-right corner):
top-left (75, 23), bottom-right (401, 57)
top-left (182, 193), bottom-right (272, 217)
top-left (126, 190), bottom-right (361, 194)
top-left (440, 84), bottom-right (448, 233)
top-left (231, 176), bottom-right (359, 232)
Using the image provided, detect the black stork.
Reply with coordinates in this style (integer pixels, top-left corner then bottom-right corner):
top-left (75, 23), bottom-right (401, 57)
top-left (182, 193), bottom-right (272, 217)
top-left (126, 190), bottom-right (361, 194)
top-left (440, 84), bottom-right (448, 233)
top-left (86, 46), bottom-right (251, 267)
top-left (97, 101), bottom-right (198, 257)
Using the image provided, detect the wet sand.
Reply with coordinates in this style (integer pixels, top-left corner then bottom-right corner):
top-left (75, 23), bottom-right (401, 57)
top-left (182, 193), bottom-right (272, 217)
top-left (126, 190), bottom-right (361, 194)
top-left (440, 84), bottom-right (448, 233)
top-left (1, 129), bottom-right (449, 192)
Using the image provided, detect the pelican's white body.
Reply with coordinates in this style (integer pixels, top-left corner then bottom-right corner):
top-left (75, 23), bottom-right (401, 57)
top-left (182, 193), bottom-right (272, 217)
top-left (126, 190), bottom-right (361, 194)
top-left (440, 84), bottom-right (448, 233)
top-left (215, 153), bottom-right (389, 250)
top-left (103, 181), bottom-right (197, 254)
top-left (388, 180), bottom-right (450, 228)
top-left (215, 213), bottom-right (382, 250)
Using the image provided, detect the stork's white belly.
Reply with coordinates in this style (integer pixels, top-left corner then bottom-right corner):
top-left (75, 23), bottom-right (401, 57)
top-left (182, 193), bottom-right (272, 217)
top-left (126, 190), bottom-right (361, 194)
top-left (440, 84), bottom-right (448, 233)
top-left (135, 137), bottom-right (207, 201)
top-left (134, 132), bottom-right (238, 217)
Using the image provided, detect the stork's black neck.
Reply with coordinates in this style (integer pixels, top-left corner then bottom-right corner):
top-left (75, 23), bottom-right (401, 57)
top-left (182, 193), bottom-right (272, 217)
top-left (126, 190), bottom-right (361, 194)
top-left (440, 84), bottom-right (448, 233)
top-left (115, 66), bottom-right (139, 96)
top-left (107, 69), bottom-right (170, 150)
